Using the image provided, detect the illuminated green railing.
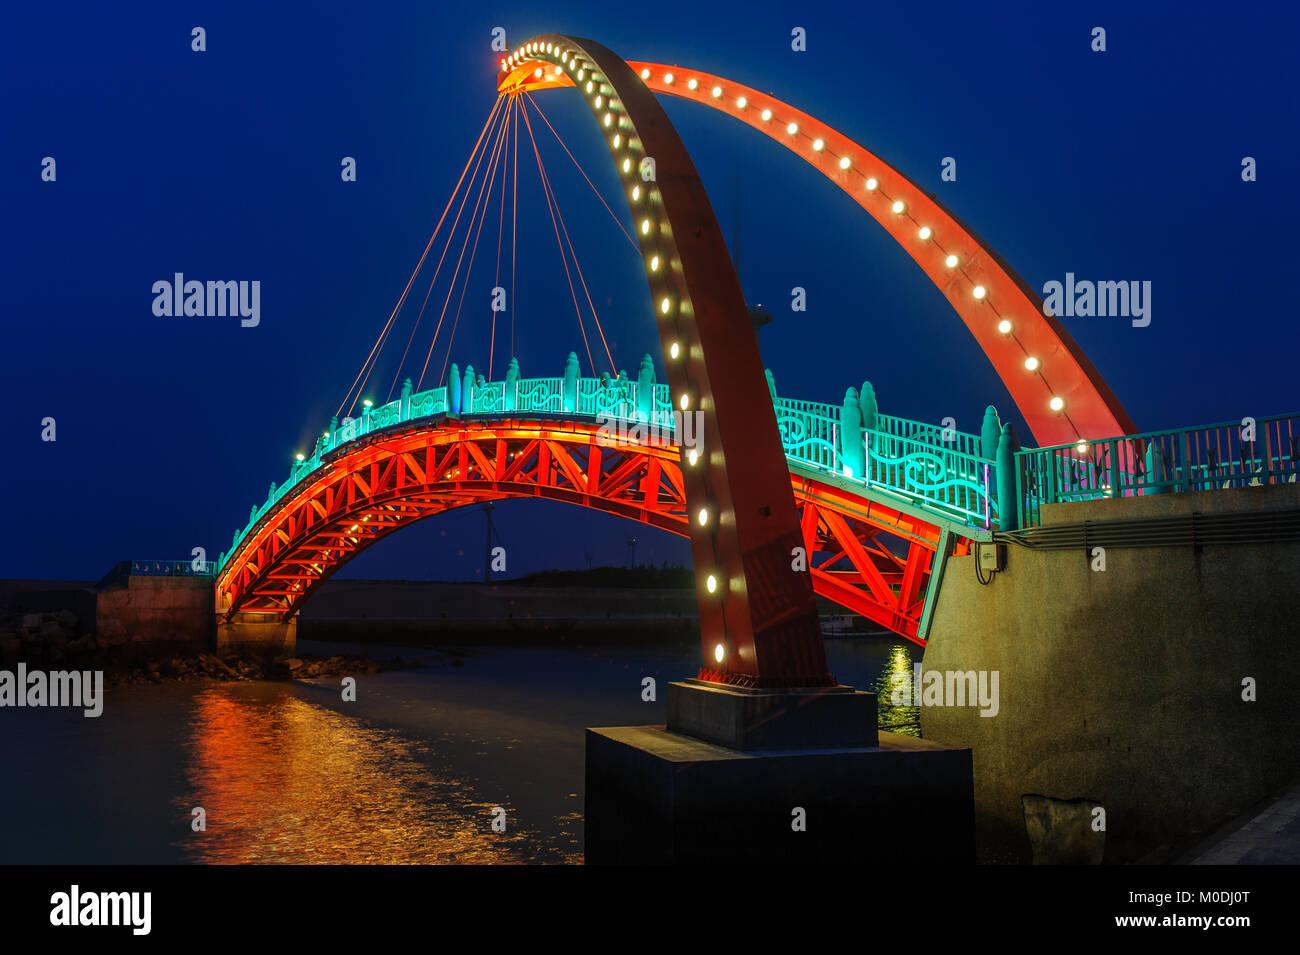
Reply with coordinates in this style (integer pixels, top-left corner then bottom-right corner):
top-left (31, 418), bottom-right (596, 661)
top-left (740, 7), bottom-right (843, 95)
top-left (131, 559), bottom-right (217, 577)
top-left (1014, 413), bottom-right (1300, 527)
top-left (217, 361), bottom-right (1001, 573)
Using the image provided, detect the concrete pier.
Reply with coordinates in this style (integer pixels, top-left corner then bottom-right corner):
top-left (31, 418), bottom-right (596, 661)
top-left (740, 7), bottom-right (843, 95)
top-left (585, 724), bottom-right (973, 864)
top-left (214, 611), bottom-right (297, 659)
top-left (586, 679), bottom-right (974, 864)
top-left (922, 483), bottom-right (1300, 862)
top-left (95, 574), bottom-right (214, 652)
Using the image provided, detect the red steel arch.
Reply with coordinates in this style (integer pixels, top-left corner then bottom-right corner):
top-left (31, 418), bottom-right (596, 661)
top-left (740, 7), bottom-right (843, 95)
top-left (501, 54), bottom-right (1136, 448)
top-left (497, 36), bottom-right (831, 688)
top-left (217, 418), bottom-right (961, 646)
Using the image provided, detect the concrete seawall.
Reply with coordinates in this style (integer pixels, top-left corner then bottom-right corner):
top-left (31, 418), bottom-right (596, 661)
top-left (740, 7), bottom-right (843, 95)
top-left (96, 575), bottom-right (214, 651)
top-left (922, 482), bottom-right (1300, 861)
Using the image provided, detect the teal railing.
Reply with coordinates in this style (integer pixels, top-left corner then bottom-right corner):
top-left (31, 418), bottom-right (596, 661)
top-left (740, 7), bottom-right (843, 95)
top-left (131, 559), bottom-right (217, 577)
top-left (217, 360), bottom-right (1002, 573)
top-left (1015, 413), bottom-right (1300, 527)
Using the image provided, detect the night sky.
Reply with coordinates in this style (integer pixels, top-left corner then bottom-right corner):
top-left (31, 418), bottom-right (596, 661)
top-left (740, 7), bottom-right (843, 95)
top-left (3, 0), bottom-right (1296, 582)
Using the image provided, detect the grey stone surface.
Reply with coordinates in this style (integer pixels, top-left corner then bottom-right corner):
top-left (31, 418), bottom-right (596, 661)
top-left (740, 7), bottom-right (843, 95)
top-left (923, 483), bottom-right (1300, 862)
top-left (585, 724), bottom-right (973, 864)
top-left (666, 679), bottom-right (878, 750)
top-left (1191, 784), bottom-right (1300, 865)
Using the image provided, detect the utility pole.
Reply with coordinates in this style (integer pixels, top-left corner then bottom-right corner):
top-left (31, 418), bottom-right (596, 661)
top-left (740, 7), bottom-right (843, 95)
top-left (625, 536), bottom-right (637, 569)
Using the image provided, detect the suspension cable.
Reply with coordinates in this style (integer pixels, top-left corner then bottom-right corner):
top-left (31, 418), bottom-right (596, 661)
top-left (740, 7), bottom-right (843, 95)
top-left (519, 96), bottom-right (617, 374)
top-left (518, 95), bottom-right (598, 375)
top-left (419, 93), bottom-right (512, 389)
top-left (524, 91), bottom-right (639, 252)
top-left (388, 97), bottom-right (513, 400)
top-left (336, 96), bottom-right (503, 417)
top-left (510, 94), bottom-right (519, 360)
top-left (490, 96), bottom-right (511, 379)
top-left (435, 92), bottom-right (513, 387)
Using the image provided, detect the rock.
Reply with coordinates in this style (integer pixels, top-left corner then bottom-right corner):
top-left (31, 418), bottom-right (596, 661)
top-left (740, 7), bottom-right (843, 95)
top-left (65, 635), bottom-right (96, 657)
top-left (55, 610), bottom-right (79, 630)
top-left (0, 635), bottom-right (19, 667)
top-left (285, 657), bottom-right (304, 671)
top-left (1022, 794), bottom-right (1105, 865)
top-left (39, 622), bottom-right (67, 647)
top-left (98, 620), bottom-right (128, 647)
top-left (20, 614), bottom-right (41, 630)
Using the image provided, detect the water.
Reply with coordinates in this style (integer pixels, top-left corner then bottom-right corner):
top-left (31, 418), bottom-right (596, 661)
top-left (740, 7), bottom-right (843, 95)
top-left (0, 637), bottom-right (917, 864)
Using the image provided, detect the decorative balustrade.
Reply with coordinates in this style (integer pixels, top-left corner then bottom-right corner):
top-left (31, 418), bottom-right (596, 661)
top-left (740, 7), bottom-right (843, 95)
top-left (210, 349), bottom-right (1300, 572)
top-left (217, 354), bottom-right (1004, 572)
top-left (865, 431), bottom-right (998, 528)
top-left (1015, 413), bottom-right (1300, 528)
top-left (131, 559), bottom-right (217, 577)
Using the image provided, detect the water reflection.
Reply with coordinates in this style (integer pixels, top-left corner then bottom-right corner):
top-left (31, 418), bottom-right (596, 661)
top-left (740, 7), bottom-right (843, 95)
top-left (174, 684), bottom-right (557, 864)
top-left (872, 642), bottom-right (921, 737)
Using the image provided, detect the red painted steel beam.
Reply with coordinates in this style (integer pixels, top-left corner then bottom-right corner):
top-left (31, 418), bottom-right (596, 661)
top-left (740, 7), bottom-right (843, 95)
top-left (506, 54), bottom-right (1134, 447)
top-left (500, 36), bottom-right (828, 688)
top-left (217, 420), bottom-right (957, 646)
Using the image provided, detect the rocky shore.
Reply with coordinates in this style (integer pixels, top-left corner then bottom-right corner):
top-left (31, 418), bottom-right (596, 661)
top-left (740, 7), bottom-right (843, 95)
top-left (1, 609), bottom-right (415, 688)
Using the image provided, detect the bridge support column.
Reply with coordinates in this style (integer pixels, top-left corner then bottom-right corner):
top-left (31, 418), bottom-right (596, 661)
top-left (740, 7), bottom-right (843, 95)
top-left (585, 680), bottom-right (974, 864)
top-left (923, 484), bottom-right (1300, 862)
top-left (214, 611), bottom-right (297, 660)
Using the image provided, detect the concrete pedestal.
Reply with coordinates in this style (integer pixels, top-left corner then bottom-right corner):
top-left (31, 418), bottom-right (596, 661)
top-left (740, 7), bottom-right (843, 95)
top-left (666, 679), bottom-right (877, 750)
top-left (214, 611), bottom-right (296, 659)
top-left (585, 724), bottom-right (974, 864)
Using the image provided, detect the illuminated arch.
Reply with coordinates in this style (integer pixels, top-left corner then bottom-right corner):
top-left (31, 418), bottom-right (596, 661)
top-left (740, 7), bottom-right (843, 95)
top-left (501, 49), bottom-right (1136, 448)
top-left (216, 418), bottom-right (960, 647)
top-left (498, 36), bottom-right (831, 688)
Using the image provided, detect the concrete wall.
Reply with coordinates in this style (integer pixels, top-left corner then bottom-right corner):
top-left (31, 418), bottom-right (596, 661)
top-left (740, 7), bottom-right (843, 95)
top-left (922, 482), bottom-right (1300, 862)
top-left (215, 612), bottom-right (296, 659)
top-left (1, 585), bottom-right (98, 629)
top-left (299, 580), bottom-right (700, 622)
top-left (95, 576), bottom-right (215, 651)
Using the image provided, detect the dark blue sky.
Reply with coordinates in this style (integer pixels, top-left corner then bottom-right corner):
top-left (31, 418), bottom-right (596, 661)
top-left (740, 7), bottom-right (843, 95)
top-left (3, 0), bottom-right (1296, 581)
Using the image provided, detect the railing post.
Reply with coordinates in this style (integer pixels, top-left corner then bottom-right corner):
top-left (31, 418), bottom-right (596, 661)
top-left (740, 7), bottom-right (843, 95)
top-left (1014, 452), bottom-right (1025, 529)
top-left (462, 364), bottom-right (476, 415)
top-left (1144, 440), bottom-right (1169, 495)
top-left (563, 352), bottom-right (579, 414)
top-left (400, 378), bottom-right (412, 422)
top-left (981, 403), bottom-right (1001, 476)
top-left (863, 430), bottom-right (872, 488)
top-left (1263, 422), bottom-right (1274, 484)
top-left (637, 354), bottom-right (655, 421)
top-left (504, 358), bottom-right (519, 411)
top-left (997, 422), bottom-right (1020, 531)
top-left (1108, 438), bottom-right (1122, 497)
top-left (839, 387), bottom-right (864, 478)
top-left (1180, 431), bottom-right (1192, 492)
top-left (858, 381), bottom-right (878, 431)
top-left (448, 362), bottom-right (462, 415)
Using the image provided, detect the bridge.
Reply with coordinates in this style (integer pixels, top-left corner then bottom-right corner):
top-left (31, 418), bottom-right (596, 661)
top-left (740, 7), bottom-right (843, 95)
top-left (206, 32), bottom-right (1300, 673)
top-left (211, 33), bottom-right (1150, 683)
top-left (215, 359), bottom-right (1004, 645)
top-left (212, 352), bottom-right (1300, 646)
top-left (184, 33), bottom-right (1299, 862)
